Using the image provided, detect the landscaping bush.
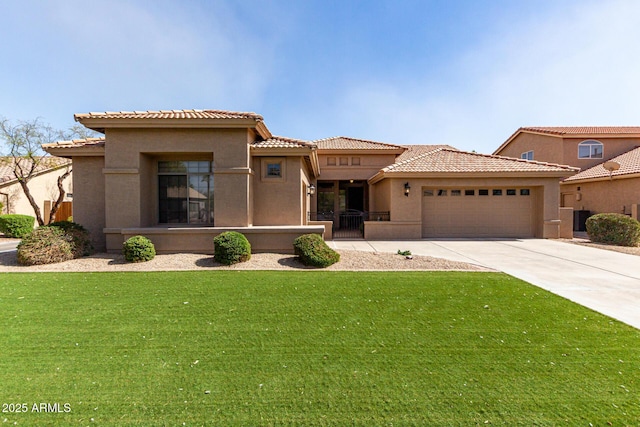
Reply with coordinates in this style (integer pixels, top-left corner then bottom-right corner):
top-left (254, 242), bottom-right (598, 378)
top-left (293, 233), bottom-right (340, 268)
top-left (46, 221), bottom-right (93, 257)
top-left (0, 214), bottom-right (35, 238)
top-left (123, 235), bottom-right (156, 263)
top-left (586, 213), bottom-right (640, 247)
top-left (213, 231), bottom-right (251, 265)
top-left (17, 226), bottom-right (74, 265)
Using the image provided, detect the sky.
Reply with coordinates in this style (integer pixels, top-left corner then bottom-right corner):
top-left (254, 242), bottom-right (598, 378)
top-left (1, 0), bottom-right (640, 154)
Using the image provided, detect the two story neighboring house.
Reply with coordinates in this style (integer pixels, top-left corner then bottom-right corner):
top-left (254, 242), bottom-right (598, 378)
top-left (493, 127), bottom-right (640, 229)
top-left (42, 110), bottom-right (576, 254)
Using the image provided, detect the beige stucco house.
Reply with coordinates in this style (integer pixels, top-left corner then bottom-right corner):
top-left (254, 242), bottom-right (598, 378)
top-left (0, 157), bottom-right (73, 222)
top-left (494, 127), bottom-right (640, 229)
top-left (43, 110), bottom-right (577, 253)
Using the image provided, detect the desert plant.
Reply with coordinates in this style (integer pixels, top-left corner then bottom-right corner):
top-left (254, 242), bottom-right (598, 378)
top-left (123, 235), bottom-right (156, 263)
top-left (0, 214), bottom-right (35, 238)
top-left (293, 233), bottom-right (340, 268)
top-left (46, 220), bottom-right (93, 257)
top-left (17, 226), bottom-right (74, 265)
top-left (213, 231), bottom-right (251, 265)
top-left (586, 213), bottom-right (640, 247)
top-left (397, 249), bottom-right (412, 256)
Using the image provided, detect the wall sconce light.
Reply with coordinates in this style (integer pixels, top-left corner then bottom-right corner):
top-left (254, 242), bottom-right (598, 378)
top-left (404, 182), bottom-right (411, 197)
top-left (307, 184), bottom-right (316, 196)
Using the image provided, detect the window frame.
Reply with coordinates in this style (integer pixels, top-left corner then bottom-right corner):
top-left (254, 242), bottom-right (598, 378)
top-left (261, 157), bottom-right (286, 182)
top-left (158, 160), bottom-right (214, 225)
top-left (521, 150), bottom-right (534, 161)
top-left (578, 140), bottom-right (604, 159)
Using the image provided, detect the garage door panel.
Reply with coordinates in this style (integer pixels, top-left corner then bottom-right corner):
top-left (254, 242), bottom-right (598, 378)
top-left (422, 188), bottom-right (534, 238)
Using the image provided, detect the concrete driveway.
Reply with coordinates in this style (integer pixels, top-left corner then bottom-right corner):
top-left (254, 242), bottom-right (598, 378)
top-left (330, 239), bottom-right (640, 330)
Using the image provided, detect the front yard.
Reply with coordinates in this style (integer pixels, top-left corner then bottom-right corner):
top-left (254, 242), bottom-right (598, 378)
top-left (1, 271), bottom-right (639, 425)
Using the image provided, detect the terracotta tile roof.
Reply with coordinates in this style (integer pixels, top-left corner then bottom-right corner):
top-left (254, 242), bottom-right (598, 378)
top-left (518, 126), bottom-right (640, 136)
top-left (315, 136), bottom-right (404, 151)
top-left (384, 148), bottom-right (578, 174)
top-left (564, 146), bottom-right (640, 182)
top-left (42, 137), bottom-right (106, 150)
top-left (251, 136), bottom-right (315, 149)
top-left (0, 157), bottom-right (71, 184)
top-left (395, 144), bottom-right (457, 162)
top-left (75, 109), bottom-right (264, 122)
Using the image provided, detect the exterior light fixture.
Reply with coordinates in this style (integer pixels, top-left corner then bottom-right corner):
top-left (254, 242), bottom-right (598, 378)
top-left (404, 182), bottom-right (411, 197)
top-left (307, 184), bottom-right (316, 196)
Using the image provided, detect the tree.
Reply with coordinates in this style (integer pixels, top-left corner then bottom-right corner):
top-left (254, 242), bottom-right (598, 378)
top-left (0, 117), bottom-right (95, 226)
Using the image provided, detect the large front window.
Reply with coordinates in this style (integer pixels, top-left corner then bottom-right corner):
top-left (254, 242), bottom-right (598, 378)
top-left (578, 140), bottom-right (603, 159)
top-left (158, 161), bottom-right (214, 224)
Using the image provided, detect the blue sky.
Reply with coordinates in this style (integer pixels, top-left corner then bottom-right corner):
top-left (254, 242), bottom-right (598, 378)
top-left (1, 0), bottom-right (639, 153)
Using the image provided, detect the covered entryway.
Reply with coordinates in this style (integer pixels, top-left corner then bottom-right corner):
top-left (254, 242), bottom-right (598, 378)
top-left (422, 187), bottom-right (536, 238)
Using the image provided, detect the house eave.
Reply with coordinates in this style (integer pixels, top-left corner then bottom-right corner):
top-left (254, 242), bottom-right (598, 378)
top-left (562, 172), bottom-right (640, 185)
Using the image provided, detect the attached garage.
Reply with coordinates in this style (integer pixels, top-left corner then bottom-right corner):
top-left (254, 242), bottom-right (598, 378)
top-left (367, 148), bottom-right (578, 240)
top-left (422, 187), bottom-right (535, 238)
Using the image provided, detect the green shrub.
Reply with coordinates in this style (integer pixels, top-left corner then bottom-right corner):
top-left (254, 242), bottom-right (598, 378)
top-left (17, 227), bottom-right (74, 265)
top-left (214, 231), bottom-right (251, 265)
top-left (123, 235), bottom-right (156, 263)
top-left (0, 214), bottom-right (35, 238)
top-left (46, 221), bottom-right (93, 257)
top-left (586, 213), bottom-right (640, 247)
top-left (293, 233), bottom-right (340, 268)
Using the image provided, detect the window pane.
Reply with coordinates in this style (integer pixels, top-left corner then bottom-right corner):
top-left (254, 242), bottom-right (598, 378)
top-left (479, 189), bottom-right (489, 196)
top-left (578, 145), bottom-right (591, 158)
top-left (159, 175), bottom-right (188, 223)
top-left (451, 190), bottom-right (461, 196)
top-left (507, 189), bottom-right (516, 196)
top-left (591, 145), bottom-right (603, 158)
top-left (464, 189), bottom-right (475, 196)
top-left (266, 163), bottom-right (281, 177)
top-left (159, 161), bottom-right (188, 173)
top-left (493, 189), bottom-right (502, 196)
top-left (520, 189), bottom-right (530, 196)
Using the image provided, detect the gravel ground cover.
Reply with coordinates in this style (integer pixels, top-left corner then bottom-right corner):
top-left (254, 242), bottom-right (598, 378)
top-left (0, 249), bottom-right (489, 272)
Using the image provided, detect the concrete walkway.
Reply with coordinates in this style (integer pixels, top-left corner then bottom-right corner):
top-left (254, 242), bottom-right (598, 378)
top-left (330, 239), bottom-right (640, 330)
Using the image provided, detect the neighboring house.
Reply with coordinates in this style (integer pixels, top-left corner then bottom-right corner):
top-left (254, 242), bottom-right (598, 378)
top-left (0, 157), bottom-right (73, 221)
top-left (42, 110), bottom-right (576, 254)
top-left (493, 127), bottom-right (640, 228)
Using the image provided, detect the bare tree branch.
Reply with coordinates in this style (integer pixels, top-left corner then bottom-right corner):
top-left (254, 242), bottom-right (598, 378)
top-left (0, 117), bottom-right (79, 226)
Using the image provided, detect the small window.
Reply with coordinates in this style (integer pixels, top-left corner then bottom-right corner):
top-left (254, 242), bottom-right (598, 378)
top-left (267, 163), bottom-right (282, 177)
top-left (521, 150), bottom-right (534, 161)
top-left (339, 157), bottom-right (349, 166)
top-left (578, 140), bottom-right (603, 159)
top-left (493, 189), bottom-right (502, 196)
top-left (479, 189), bottom-right (489, 196)
top-left (464, 189), bottom-right (475, 196)
top-left (520, 189), bottom-right (530, 196)
top-left (437, 189), bottom-right (447, 196)
top-left (261, 158), bottom-right (286, 182)
top-left (351, 157), bottom-right (361, 166)
top-left (451, 190), bottom-right (461, 196)
top-left (423, 190), bottom-right (434, 197)
top-left (506, 189), bottom-right (516, 196)
top-left (327, 157), bottom-right (336, 166)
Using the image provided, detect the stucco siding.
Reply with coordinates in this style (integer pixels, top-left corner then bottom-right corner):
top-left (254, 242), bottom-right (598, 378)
top-left (561, 177), bottom-right (640, 216)
top-left (71, 157), bottom-right (105, 250)
top-left (497, 133), bottom-right (562, 164)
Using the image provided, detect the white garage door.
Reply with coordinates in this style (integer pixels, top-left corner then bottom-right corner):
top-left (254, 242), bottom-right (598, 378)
top-left (422, 187), bottom-right (535, 238)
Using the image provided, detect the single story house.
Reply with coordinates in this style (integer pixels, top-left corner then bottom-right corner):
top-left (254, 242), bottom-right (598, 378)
top-left (43, 110), bottom-right (577, 253)
top-left (0, 157), bottom-right (73, 222)
top-left (493, 126), bottom-right (640, 229)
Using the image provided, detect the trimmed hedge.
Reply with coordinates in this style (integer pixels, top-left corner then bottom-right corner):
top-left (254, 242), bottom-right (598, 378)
top-left (17, 227), bottom-right (74, 265)
top-left (586, 213), bottom-right (640, 247)
top-left (123, 235), bottom-right (156, 263)
top-left (293, 233), bottom-right (340, 268)
top-left (0, 214), bottom-right (35, 238)
top-left (16, 220), bottom-right (93, 266)
top-left (214, 231), bottom-right (251, 265)
top-left (46, 221), bottom-right (93, 258)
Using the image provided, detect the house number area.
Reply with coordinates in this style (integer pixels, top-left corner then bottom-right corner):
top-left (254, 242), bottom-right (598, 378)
top-left (2, 402), bottom-right (71, 413)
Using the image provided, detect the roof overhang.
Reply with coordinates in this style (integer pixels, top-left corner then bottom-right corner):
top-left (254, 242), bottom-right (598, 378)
top-left (75, 115), bottom-right (272, 140)
top-left (369, 170), bottom-right (576, 185)
top-left (562, 172), bottom-right (640, 185)
top-left (318, 148), bottom-right (405, 156)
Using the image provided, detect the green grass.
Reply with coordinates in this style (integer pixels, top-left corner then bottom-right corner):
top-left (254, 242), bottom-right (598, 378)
top-left (1, 271), bottom-right (639, 426)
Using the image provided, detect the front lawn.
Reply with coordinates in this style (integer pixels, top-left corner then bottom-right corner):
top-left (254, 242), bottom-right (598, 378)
top-left (1, 271), bottom-right (638, 425)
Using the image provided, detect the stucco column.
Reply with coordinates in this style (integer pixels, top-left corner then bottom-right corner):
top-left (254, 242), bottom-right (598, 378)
top-left (542, 180), bottom-right (561, 238)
